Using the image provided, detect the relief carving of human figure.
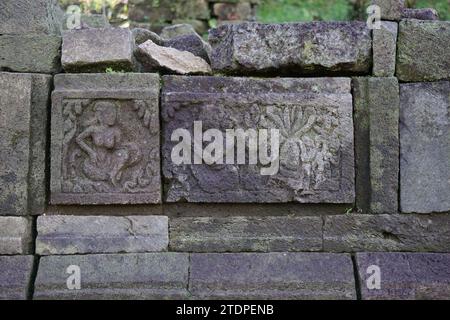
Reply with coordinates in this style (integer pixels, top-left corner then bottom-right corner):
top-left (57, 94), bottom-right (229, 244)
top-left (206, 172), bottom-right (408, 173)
top-left (75, 101), bottom-right (142, 189)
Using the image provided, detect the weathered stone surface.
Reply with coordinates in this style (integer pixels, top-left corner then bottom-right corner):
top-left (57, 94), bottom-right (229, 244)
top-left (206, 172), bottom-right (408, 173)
top-left (36, 215), bottom-right (168, 255)
top-left (213, 2), bottom-right (253, 21)
top-left (356, 253), bottom-right (450, 299)
top-left (164, 34), bottom-right (212, 63)
top-left (397, 20), bottom-right (450, 82)
top-left (0, 0), bottom-right (62, 35)
top-left (0, 35), bottom-right (62, 74)
top-left (136, 40), bottom-right (212, 74)
top-left (0, 255), bottom-right (34, 300)
top-left (172, 19), bottom-right (209, 35)
top-left (50, 73), bottom-right (161, 205)
top-left (400, 82), bottom-right (450, 213)
top-left (34, 253), bottom-right (189, 299)
top-left (132, 28), bottom-right (164, 46)
top-left (209, 22), bottom-right (372, 75)
top-left (160, 24), bottom-right (199, 39)
top-left (1, 73), bottom-right (51, 216)
top-left (190, 253), bottom-right (356, 299)
top-left (352, 77), bottom-right (399, 214)
top-left (373, 21), bottom-right (398, 77)
top-left (170, 216), bottom-right (322, 252)
top-left (62, 28), bottom-right (136, 72)
top-left (402, 8), bottom-right (439, 20)
top-left (324, 214), bottom-right (450, 252)
top-left (371, 0), bottom-right (405, 21)
top-left (128, 0), bottom-right (209, 23)
top-left (0, 217), bottom-right (32, 255)
top-left (162, 76), bottom-right (355, 203)
top-left (61, 14), bottom-right (111, 31)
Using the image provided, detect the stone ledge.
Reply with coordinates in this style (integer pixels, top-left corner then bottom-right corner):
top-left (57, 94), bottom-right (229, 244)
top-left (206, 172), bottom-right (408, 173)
top-left (356, 252), bottom-right (450, 299)
top-left (36, 215), bottom-right (169, 255)
top-left (0, 217), bottom-right (33, 255)
top-left (0, 255), bottom-right (34, 300)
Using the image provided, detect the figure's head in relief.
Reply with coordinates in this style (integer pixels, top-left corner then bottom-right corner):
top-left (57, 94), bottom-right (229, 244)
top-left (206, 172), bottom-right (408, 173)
top-left (94, 101), bottom-right (118, 127)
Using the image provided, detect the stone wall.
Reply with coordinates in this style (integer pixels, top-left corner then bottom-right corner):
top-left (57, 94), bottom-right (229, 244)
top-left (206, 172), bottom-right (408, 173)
top-left (0, 0), bottom-right (449, 300)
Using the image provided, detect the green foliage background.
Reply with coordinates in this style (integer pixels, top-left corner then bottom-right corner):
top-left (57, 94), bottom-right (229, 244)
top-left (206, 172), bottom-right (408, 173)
top-left (257, 0), bottom-right (450, 22)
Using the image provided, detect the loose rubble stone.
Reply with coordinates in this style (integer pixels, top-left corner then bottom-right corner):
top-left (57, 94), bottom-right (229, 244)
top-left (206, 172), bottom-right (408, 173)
top-left (209, 22), bottom-right (372, 75)
top-left (356, 253), bottom-right (450, 299)
top-left (371, 0), bottom-right (405, 21)
top-left (402, 8), bottom-right (439, 20)
top-left (50, 73), bottom-right (161, 205)
top-left (0, 217), bottom-right (32, 254)
top-left (61, 14), bottom-right (111, 31)
top-left (160, 23), bottom-right (199, 39)
top-left (62, 28), bottom-right (136, 72)
top-left (170, 216), bottom-right (322, 252)
top-left (164, 34), bottom-right (212, 63)
top-left (0, 255), bottom-right (34, 300)
top-left (352, 77), bottom-right (399, 214)
top-left (1, 73), bottom-right (51, 216)
top-left (162, 76), bottom-right (355, 203)
top-left (323, 214), bottom-right (450, 252)
top-left (34, 253), bottom-right (189, 299)
top-left (373, 21), bottom-right (398, 77)
top-left (400, 82), bottom-right (450, 213)
top-left (397, 20), bottom-right (450, 82)
top-left (36, 215), bottom-right (168, 255)
top-left (0, 35), bottom-right (62, 74)
top-left (136, 40), bottom-right (212, 74)
top-left (132, 28), bottom-right (164, 46)
top-left (0, 0), bottom-right (62, 35)
top-left (189, 253), bottom-right (356, 299)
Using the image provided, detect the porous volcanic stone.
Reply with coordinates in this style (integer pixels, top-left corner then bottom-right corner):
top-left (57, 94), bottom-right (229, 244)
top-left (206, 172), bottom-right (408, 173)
top-left (0, 73), bottom-right (51, 216)
top-left (50, 73), bottom-right (161, 205)
top-left (0, 217), bottom-right (33, 254)
top-left (132, 28), bottom-right (164, 46)
top-left (356, 252), bottom-right (450, 299)
top-left (402, 8), bottom-right (439, 20)
top-left (34, 253), bottom-right (189, 299)
top-left (397, 20), bottom-right (450, 82)
top-left (36, 215), bottom-right (168, 255)
top-left (189, 253), bottom-right (356, 299)
top-left (324, 214), bottom-right (450, 252)
top-left (0, 255), bottom-right (34, 300)
top-left (164, 34), bottom-right (212, 63)
top-left (371, 0), bottom-right (405, 21)
top-left (0, 35), bottom-right (62, 73)
top-left (400, 82), bottom-right (450, 213)
top-left (373, 21), bottom-right (398, 77)
top-left (62, 28), bottom-right (136, 72)
top-left (209, 22), bottom-right (372, 75)
top-left (162, 76), bottom-right (355, 203)
top-left (169, 216), bottom-right (322, 252)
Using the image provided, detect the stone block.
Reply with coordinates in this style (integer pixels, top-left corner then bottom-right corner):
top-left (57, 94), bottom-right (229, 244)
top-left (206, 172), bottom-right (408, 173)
top-left (401, 8), bottom-right (439, 20)
top-left (34, 253), bottom-right (189, 299)
top-left (397, 20), bottom-right (450, 82)
top-left (128, 0), bottom-right (209, 23)
top-left (373, 21), bottom-right (398, 77)
top-left (50, 73), bottom-right (161, 205)
top-left (0, 35), bottom-right (62, 74)
top-left (209, 22), bottom-right (372, 75)
top-left (0, 255), bottom-right (34, 300)
top-left (323, 214), bottom-right (450, 252)
top-left (61, 14), bottom-right (111, 31)
top-left (0, 0), bottom-right (62, 35)
top-left (170, 216), bottom-right (323, 252)
top-left (353, 77), bottom-right (399, 214)
top-left (162, 76), bottom-right (355, 203)
top-left (164, 34), bottom-right (211, 63)
top-left (189, 253), bottom-right (356, 299)
top-left (36, 215), bottom-right (168, 255)
top-left (371, 0), bottom-right (405, 21)
top-left (356, 253), bottom-right (450, 299)
top-left (400, 82), bottom-right (450, 213)
top-left (213, 2), bottom-right (253, 21)
top-left (62, 28), bottom-right (136, 72)
top-left (0, 217), bottom-right (33, 254)
top-left (0, 72), bottom-right (52, 216)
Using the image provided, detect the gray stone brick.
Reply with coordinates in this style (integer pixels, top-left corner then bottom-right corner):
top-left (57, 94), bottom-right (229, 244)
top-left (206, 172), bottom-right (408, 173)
top-left (373, 21), bottom-right (398, 77)
top-left (371, 0), bottom-right (405, 21)
top-left (170, 216), bottom-right (323, 252)
top-left (50, 73), bottom-right (161, 205)
top-left (400, 82), bottom-right (450, 213)
top-left (34, 253), bottom-right (189, 299)
top-left (189, 253), bottom-right (356, 299)
top-left (356, 252), bottom-right (450, 299)
top-left (0, 217), bottom-right (33, 254)
top-left (36, 215), bottom-right (168, 255)
top-left (0, 255), bottom-right (34, 300)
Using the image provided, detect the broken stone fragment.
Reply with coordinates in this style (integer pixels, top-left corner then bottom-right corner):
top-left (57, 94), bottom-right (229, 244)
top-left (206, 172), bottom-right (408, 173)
top-left (132, 28), bottom-right (164, 46)
top-left (164, 34), bottom-right (212, 63)
top-left (136, 40), bottom-right (212, 75)
top-left (402, 8), bottom-right (439, 20)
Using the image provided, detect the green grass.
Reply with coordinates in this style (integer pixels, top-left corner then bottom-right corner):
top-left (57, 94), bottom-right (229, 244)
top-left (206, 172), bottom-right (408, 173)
top-left (415, 0), bottom-right (450, 20)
